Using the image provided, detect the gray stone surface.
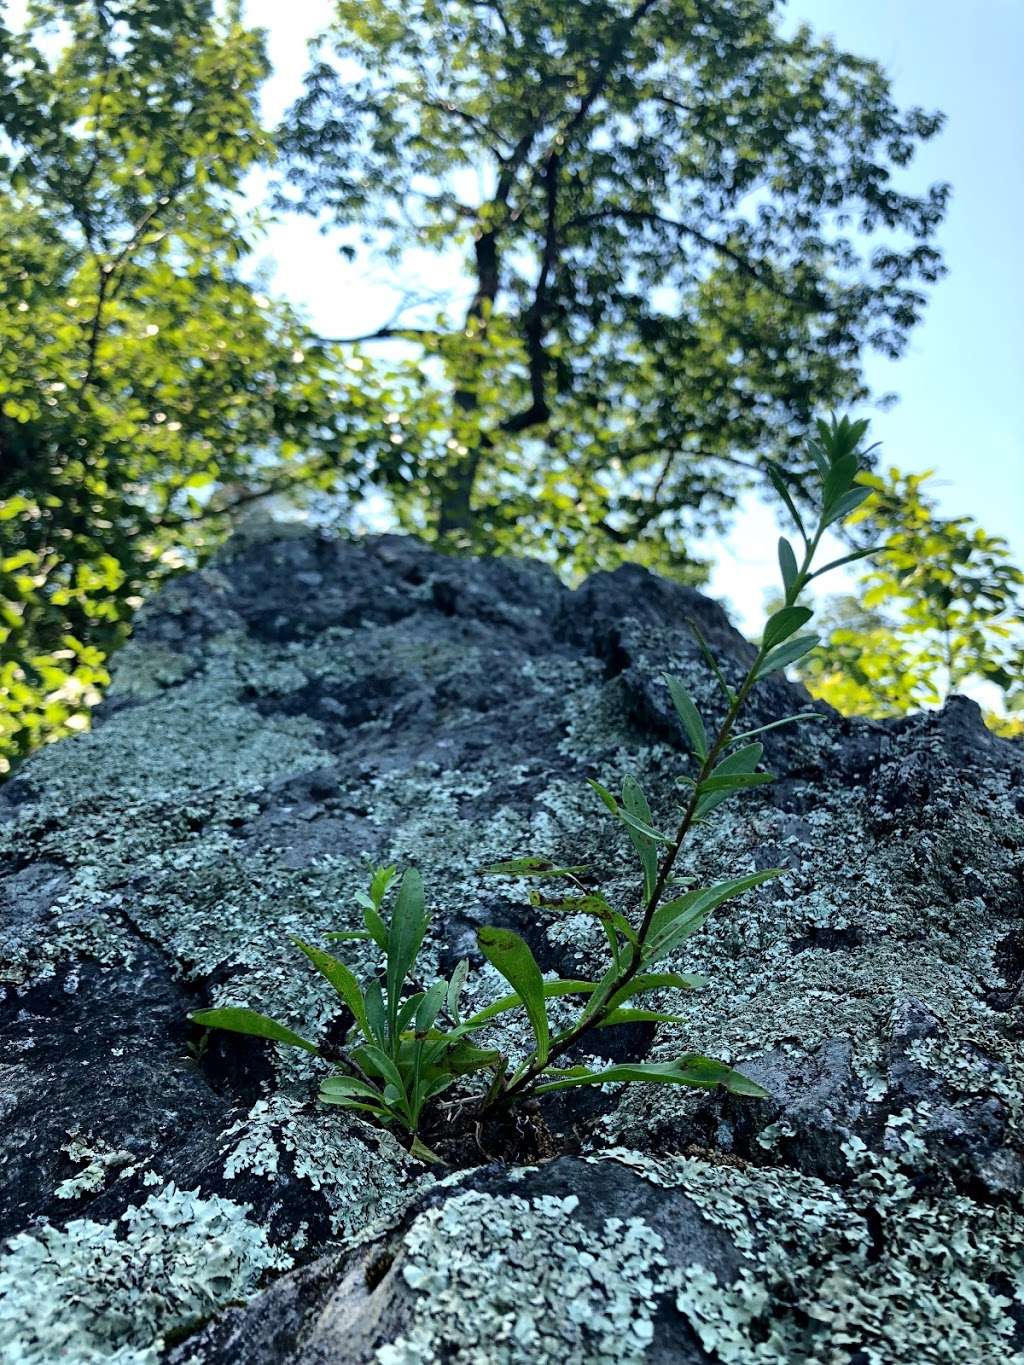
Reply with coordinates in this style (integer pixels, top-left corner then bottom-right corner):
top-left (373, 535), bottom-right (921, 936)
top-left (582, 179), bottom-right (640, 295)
top-left (1, 526), bottom-right (1022, 1364)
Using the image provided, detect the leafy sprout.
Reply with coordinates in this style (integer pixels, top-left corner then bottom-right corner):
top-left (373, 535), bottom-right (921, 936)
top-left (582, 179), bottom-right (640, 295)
top-left (191, 415), bottom-right (877, 1160)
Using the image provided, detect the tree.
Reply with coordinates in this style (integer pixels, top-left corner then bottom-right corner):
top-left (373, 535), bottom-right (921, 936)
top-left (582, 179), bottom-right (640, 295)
top-left (800, 468), bottom-right (1024, 734)
top-left (0, 1), bottom-right (408, 770)
top-left (281, 0), bottom-right (948, 571)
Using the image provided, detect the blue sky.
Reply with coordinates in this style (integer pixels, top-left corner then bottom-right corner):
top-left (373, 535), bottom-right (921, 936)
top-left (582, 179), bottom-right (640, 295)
top-left (796, 0), bottom-right (1023, 551)
top-left (248, 1), bottom-right (1023, 625)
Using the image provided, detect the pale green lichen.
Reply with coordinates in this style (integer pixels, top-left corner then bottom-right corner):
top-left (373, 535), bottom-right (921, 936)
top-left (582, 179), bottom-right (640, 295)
top-left (105, 640), bottom-right (194, 701)
top-left (219, 1095), bottom-right (431, 1237)
top-left (13, 649), bottom-right (329, 806)
top-left (593, 1147), bottom-right (1024, 1365)
top-left (373, 1145), bottom-right (1022, 1364)
top-left (0, 1184), bottom-right (291, 1365)
top-left (603, 763), bottom-right (1024, 1154)
top-left (376, 1189), bottom-right (667, 1365)
top-left (54, 1133), bottom-right (137, 1200)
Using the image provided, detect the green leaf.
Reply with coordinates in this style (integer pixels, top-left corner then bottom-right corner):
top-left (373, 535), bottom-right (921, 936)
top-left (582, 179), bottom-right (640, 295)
top-left (762, 605), bottom-right (813, 652)
top-left (293, 940), bottom-right (371, 1041)
top-left (778, 536), bottom-right (800, 598)
top-left (363, 906), bottom-right (389, 952)
top-left (409, 1035), bottom-right (450, 1072)
top-left (324, 930), bottom-right (374, 943)
top-left (621, 775), bottom-right (664, 901)
top-left (481, 857), bottom-right (589, 877)
top-left (755, 634), bottom-right (820, 679)
top-left (476, 926), bottom-right (550, 1064)
top-left (823, 454), bottom-right (859, 508)
top-left (645, 869), bottom-right (783, 963)
top-left (588, 778), bottom-right (618, 814)
top-left (364, 979), bottom-right (387, 1044)
top-left (533, 1055), bottom-right (769, 1097)
top-left (369, 864), bottom-right (398, 908)
top-left (319, 1074), bottom-right (383, 1102)
top-left (687, 618), bottom-right (736, 704)
top-left (808, 545), bottom-right (878, 580)
top-left (415, 1074), bottom-right (457, 1108)
top-left (528, 891), bottom-right (639, 948)
top-left (807, 439), bottom-right (832, 478)
top-left (607, 971), bottom-right (707, 1008)
top-left (446, 958), bottom-right (469, 1026)
top-left (414, 979), bottom-right (447, 1033)
top-left (574, 961), bottom-right (622, 1027)
top-left (359, 1044), bottom-right (409, 1104)
top-left (597, 1008), bottom-right (686, 1027)
top-left (646, 889), bottom-right (703, 948)
top-left (698, 770), bottom-right (774, 793)
top-left (462, 978), bottom-right (596, 1028)
top-left (730, 713), bottom-right (825, 743)
top-left (190, 1007), bottom-right (318, 1054)
top-left (663, 674), bottom-right (707, 757)
top-left (317, 1094), bottom-right (391, 1120)
top-left (443, 1038), bottom-right (502, 1074)
top-left (617, 805), bottom-right (673, 844)
top-left (396, 992), bottom-right (424, 1035)
top-left (823, 485), bottom-right (872, 528)
top-left (387, 869), bottom-right (428, 1033)
top-left (693, 744), bottom-right (765, 818)
top-left (716, 742), bottom-right (764, 774)
top-left (408, 1135), bottom-right (445, 1164)
top-left (767, 464), bottom-right (807, 539)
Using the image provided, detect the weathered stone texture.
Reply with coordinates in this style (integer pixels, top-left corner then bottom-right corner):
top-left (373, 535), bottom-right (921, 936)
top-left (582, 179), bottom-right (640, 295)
top-left (1, 528), bottom-right (1022, 1363)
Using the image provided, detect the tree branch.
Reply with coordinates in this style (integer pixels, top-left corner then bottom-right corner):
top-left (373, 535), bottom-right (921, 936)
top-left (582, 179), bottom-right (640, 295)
top-left (157, 455), bottom-right (344, 531)
top-left (551, 0), bottom-right (662, 155)
top-left (499, 154), bottom-right (560, 434)
top-left (416, 95), bottom-right (511, 155)
top-left (563, 208), bottom-right (816, 307)
top-left (75, 185), bottom-right (186, 404)
top-left (319, 326), bottom-right (445, 345)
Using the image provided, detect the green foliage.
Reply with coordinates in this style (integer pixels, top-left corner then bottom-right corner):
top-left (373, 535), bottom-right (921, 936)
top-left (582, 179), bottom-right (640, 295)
top-left (187, 1006), bottom-right (319, 1055)
top-left (281, 0), bottom-right (946, 570)
top-left (0, 1), bottom-right (407, 771)
top-left (196, 866), bottom-right (504, 1163)
top-left (0, 1), bottom-right (949, 770)
top-left (191, 416), bottom-right (878, 1160)
top-left (800, 467), bottom-right (1024, 728)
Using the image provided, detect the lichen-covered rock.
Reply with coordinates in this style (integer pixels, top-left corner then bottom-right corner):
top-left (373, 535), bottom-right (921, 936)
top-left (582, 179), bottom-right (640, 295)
top-left (170, 1152), bottom-right (1024, 1365)
top-left (1, 528), bottom-right (1022, 1363)
top-left (0, 1184), bottom-right (291, 1364)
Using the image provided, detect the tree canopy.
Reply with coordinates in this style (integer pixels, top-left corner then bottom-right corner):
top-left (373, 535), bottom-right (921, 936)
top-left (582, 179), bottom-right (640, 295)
top-left (0, 0), bottom-right (967, 773)
top-left (0, 0), bottom-right (409, 767)
top-left (282, 0), bottom-right (948, 570)
top-left (800, 468), bottom-right (1024, 732)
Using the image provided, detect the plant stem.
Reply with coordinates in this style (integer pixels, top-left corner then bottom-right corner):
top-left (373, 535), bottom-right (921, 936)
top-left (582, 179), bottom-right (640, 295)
top-left (490, 525), bottom-right (823, 1108)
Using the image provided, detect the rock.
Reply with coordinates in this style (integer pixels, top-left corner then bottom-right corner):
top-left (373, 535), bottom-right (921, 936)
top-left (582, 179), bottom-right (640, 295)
top-left (1, 527), bottom-right (1022, 1364)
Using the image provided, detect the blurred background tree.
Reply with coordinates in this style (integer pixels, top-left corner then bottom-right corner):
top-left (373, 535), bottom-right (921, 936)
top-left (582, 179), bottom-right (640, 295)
top-left (281, 0), bottom-right (947, 571)
top-left (798, 468), bottom-right (1024, 736)
top-left (0, 0), bottom-right (419, 769)
top-left (5, 0), bottom-right (1019, 774)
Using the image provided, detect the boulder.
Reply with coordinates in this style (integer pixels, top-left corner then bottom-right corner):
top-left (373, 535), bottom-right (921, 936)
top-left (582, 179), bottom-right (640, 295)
top-left (1, 528), bottom-right (1022, 1363)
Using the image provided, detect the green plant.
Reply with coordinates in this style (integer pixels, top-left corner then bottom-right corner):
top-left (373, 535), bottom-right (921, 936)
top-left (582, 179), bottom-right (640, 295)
top-left (799, 467), bottom-right (1024, 728)
top-left (191, 416), bottom-right (876, 1160)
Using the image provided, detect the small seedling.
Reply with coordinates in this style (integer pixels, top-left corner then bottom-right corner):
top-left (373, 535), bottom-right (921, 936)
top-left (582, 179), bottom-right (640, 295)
top-left (192, 415), bottom-right (876, 1161)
